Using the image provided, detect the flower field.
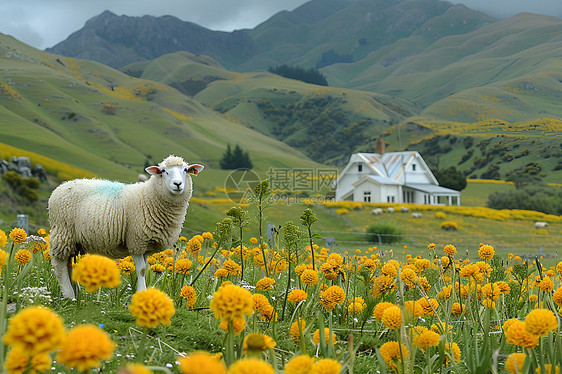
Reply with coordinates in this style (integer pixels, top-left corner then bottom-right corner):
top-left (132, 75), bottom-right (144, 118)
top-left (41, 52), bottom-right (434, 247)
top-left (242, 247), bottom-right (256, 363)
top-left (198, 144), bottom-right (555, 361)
top-left (0, 184), bottom-right (561, 373)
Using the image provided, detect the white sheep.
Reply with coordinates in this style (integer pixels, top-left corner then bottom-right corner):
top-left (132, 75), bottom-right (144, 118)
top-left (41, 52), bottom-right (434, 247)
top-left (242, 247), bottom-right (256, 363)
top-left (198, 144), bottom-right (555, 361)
top-left (387, 207), bottom-right (395, 213)
top-left (535, 221), bottom-right (549, 229)
top-left (411, 212), bottom-right (422, 218)
top-left (48, 155), bottom-right (203, 298)
top-left (372, 208), bottom-right (383, 215)
top-left (400, 207), bottom-right (410, 213)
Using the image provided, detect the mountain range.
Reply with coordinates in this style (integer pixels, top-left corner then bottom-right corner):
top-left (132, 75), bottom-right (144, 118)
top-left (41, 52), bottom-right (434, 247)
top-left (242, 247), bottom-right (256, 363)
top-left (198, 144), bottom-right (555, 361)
top-left (1, 0), bottom-right (561, 185)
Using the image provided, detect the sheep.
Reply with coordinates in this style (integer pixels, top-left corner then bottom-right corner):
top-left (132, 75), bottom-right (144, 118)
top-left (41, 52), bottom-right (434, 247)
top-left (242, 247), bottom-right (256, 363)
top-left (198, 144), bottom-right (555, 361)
top-left (535, 221), bottom-right (549, 229)
top-left (411, 212), bottom-right (422, 218)
top-left (48, 155), bottom-right (204, 298)
top-left (400, 207), bottom-right (410, 213)
top-left (372, 208), bottom-right (383, 215)
top-left (387, 207), bottom-right (395, 213)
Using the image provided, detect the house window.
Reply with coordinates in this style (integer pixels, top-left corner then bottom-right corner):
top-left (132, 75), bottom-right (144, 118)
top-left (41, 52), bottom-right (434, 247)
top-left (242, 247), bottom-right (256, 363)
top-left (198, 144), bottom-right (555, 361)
top-left (387, 196), bottom-right (395, 203)
top-left (363, 191), bottom-right (371, 202)
top-left (358, 164), bottom-right (363, 172)
top-left (412, 164), bottom-right (416, 171)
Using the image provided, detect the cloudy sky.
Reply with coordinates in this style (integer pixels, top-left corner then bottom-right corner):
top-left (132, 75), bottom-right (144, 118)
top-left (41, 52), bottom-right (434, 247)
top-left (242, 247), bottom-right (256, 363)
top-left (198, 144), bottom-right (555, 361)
top-left (1, 0), bottom-right (561, 50)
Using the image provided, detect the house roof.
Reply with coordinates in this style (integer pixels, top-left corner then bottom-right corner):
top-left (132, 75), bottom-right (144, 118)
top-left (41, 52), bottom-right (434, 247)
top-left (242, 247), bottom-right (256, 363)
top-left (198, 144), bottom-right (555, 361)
top-left (405, 184), bottom-right (460, 195)
top-left (335, 151), bottom-right (439, 186)
top-left (353, 175), bottom-right (402, 187)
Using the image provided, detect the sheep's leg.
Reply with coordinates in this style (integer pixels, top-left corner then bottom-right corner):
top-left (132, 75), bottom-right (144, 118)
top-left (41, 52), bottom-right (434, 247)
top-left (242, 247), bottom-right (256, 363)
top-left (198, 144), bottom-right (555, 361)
top-left (132, 254), bottom-right (147, 292)
top-left (52, 257), bottom-right (76, 299)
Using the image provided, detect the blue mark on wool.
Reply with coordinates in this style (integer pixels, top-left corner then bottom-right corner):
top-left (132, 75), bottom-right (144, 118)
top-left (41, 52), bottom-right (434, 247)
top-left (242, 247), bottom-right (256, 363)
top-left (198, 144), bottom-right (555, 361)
top-left (96, 181), bottom-right (125, 197)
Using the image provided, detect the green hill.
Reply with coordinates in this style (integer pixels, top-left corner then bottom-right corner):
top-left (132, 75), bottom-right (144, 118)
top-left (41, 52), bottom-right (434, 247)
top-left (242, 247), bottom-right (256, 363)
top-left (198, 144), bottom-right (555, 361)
top-left (0, 33), bottom-right (320, 184)
top-left (124, 51), bottom-right (420, 165)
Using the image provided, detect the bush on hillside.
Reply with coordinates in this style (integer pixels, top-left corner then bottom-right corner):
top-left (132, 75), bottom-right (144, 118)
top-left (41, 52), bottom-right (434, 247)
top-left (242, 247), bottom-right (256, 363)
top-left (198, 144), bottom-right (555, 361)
top-left (366, 222), bottom-right (403, 244)
top-left (487, 183), bottom-right (562, 215)
top-left (219, 144), bottom-right (253, 170)
top-left (2, 171), bottom-right (40, 202)
top-left (268, 64), bottom-right (328, 86)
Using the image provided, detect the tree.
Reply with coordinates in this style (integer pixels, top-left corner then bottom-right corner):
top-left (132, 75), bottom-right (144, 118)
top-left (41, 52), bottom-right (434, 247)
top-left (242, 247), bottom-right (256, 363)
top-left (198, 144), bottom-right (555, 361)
top-left (433, 166), bottom-right (467, 191)
top-left (220, 144), bottom-right (253, 170)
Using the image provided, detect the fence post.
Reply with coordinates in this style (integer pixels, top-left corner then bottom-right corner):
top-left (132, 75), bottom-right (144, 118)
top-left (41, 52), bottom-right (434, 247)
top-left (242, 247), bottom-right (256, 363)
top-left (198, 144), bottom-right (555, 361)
top-left (17, 214), bottom-right (29, 233)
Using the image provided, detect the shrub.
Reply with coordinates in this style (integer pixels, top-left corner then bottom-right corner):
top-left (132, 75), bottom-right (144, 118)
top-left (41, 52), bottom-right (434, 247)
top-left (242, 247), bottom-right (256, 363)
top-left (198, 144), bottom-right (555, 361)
top-left (335, 208), bottom-right (349, 215)
top-left (435, 211), bottom-right (446, 219)
top-left (366, 222), bottom-right (403, 244)
top-left (440, 221), bottom-right (459, 231)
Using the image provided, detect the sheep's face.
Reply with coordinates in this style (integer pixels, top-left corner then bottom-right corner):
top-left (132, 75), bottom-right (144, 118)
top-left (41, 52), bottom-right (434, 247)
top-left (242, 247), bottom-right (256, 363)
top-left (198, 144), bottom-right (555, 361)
top-left (146, 159), bottom-right (204, 196)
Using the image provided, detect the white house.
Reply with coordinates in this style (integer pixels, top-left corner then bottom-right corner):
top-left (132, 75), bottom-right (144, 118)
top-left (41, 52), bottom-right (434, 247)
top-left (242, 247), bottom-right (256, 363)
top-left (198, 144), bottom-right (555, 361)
top-left (334, 150), bottom-right (461, 205)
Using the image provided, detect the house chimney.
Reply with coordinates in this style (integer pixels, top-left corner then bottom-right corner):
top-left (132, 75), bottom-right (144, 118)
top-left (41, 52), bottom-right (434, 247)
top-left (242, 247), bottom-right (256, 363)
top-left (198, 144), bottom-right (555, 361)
top-left (375, 138), bottom-right (385, 155)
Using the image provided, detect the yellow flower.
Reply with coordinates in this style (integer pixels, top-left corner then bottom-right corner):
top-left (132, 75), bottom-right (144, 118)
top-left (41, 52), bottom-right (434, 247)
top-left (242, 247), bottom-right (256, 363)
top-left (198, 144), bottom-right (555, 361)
top-left (150, 264), bottom-right (165, 273)
top-left (256, 277), bottom-right (275, 291)
top-left (0, 249), bottom-right (7, 270)
top-left (535, 364), bottom-right (561, 374)
top-left (312, 328), bottom-right (337, 346)
top-left (417, 297), bottom-right (439, 316)
top-left (505, 352), bottom-right (526, 374)
top-left (186, 237), bottom-right (202, 255)
top-left (443, 244), bottom-right (456, 255)
top-left (178, 236), bottom-right (188, 242)
top-left (37, 228), bottom-right (48, 237)
top-left (117, 259), bottom-right (136, 274)
top-left (400, 268), bottom-right (418, 286)
top-left (14, 249), bottom-right (31, 265)
top-left (371, 274), bottom-right (396, 298)
top-left (227, 358), bottom-right (275, 374)
top-left (0, 229), bottom-right (8, 248)
top-left (348, 297), bottom-right (366, 315)
top-left (538, 277), bottom-right (554, 292)
top-left (9, 228), bottom-right (27, 244)
top-left (403, 300), bottom-right (424, 318)
top-left (319, 285), bottom-right (345, 312)
top-left (250, 237), bottom-right (258, 244)
top-left (381, 263), bottom-right (398, 278)
top-left (72, 254), bottom-right (121, 292)
top-left (381, 306), bottom-right (402, 329)
top-left (180, 285), bottom-right (197, 308)
top-left (4, 345), bottom-right (51, 374)
top-left (210, 284), bottom-right (253, 321)
top-left (202, 232), bottom-right (213, 240)
top-left (284, 355), bottom-right (315, 374)
top-left (451, 302), bottom-right (465, 317)
top-left (214, 268), bottom-right (229, 277)
top-left (444, 342), bottom-right (461, 365)
top-left (242, 333), bottom-right (276, 353)
top-left (122, 363), bottom-right (153, 374)
top-left (504, 320), bottom-right (538, 348)
top-left (177, 351), bottom-right (226, 374)
top-left (300, 269), bottom-right (319, 286)
top-left (288, 289), bottom-right (307, 303)
top-left (478, 244), bottom-right (495, 260)
top-left (219, 317), bottom-right (246, 334)
top-left (57, 325), bottom-right (115, 371)
top-left (128, 287), bottom-right (175, 328)
top-left (290, 320), bottom-right (306, 343)
top-left (175, 259), bottom-right (193, 274)
top-left (223, 259), bottom-right (241, 276)
top-left (373, 302), bottom-right (395, 321)
top-left (553, 287), bottom-right (562, 307)
top-left (379, 341), bottom-right (409, 372)
top-left (427, 242), bottom-right (436, 249)
top-left (525, 309), bottom-right (558, 337)
top-left (312, 358), bottom-right (342, 374)
top-left (3, 306), bottom-right (65, 355)
top-left (413, 330), bottom-right (441, 351)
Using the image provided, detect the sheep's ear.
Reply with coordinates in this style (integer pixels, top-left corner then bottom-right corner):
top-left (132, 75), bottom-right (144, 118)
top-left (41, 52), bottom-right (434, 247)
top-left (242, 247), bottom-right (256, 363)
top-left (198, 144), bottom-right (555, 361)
top-left (186, 164), bottom-right (204, 175)
top-left (145, 166), bottom-right (162, 175)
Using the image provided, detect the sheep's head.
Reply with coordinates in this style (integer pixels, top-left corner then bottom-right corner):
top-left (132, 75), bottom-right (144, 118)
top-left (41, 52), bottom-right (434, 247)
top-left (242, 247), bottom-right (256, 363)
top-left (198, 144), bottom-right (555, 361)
top-left (146, 155), bottom-right (204, 196)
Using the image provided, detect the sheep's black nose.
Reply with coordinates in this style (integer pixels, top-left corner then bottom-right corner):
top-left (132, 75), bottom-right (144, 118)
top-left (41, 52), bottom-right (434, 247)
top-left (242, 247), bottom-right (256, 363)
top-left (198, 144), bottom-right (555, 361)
top-left (174, 182), bottom-right (182, 187)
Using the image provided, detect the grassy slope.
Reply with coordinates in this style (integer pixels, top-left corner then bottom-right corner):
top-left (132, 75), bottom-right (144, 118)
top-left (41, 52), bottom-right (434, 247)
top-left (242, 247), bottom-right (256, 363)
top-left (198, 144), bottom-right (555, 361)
top-left (240, 0), bottom-right (494, 72)
top-left (0, 34), bottom-right (320, 183)
top-left (324, 13), bottom-right (562, 122)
